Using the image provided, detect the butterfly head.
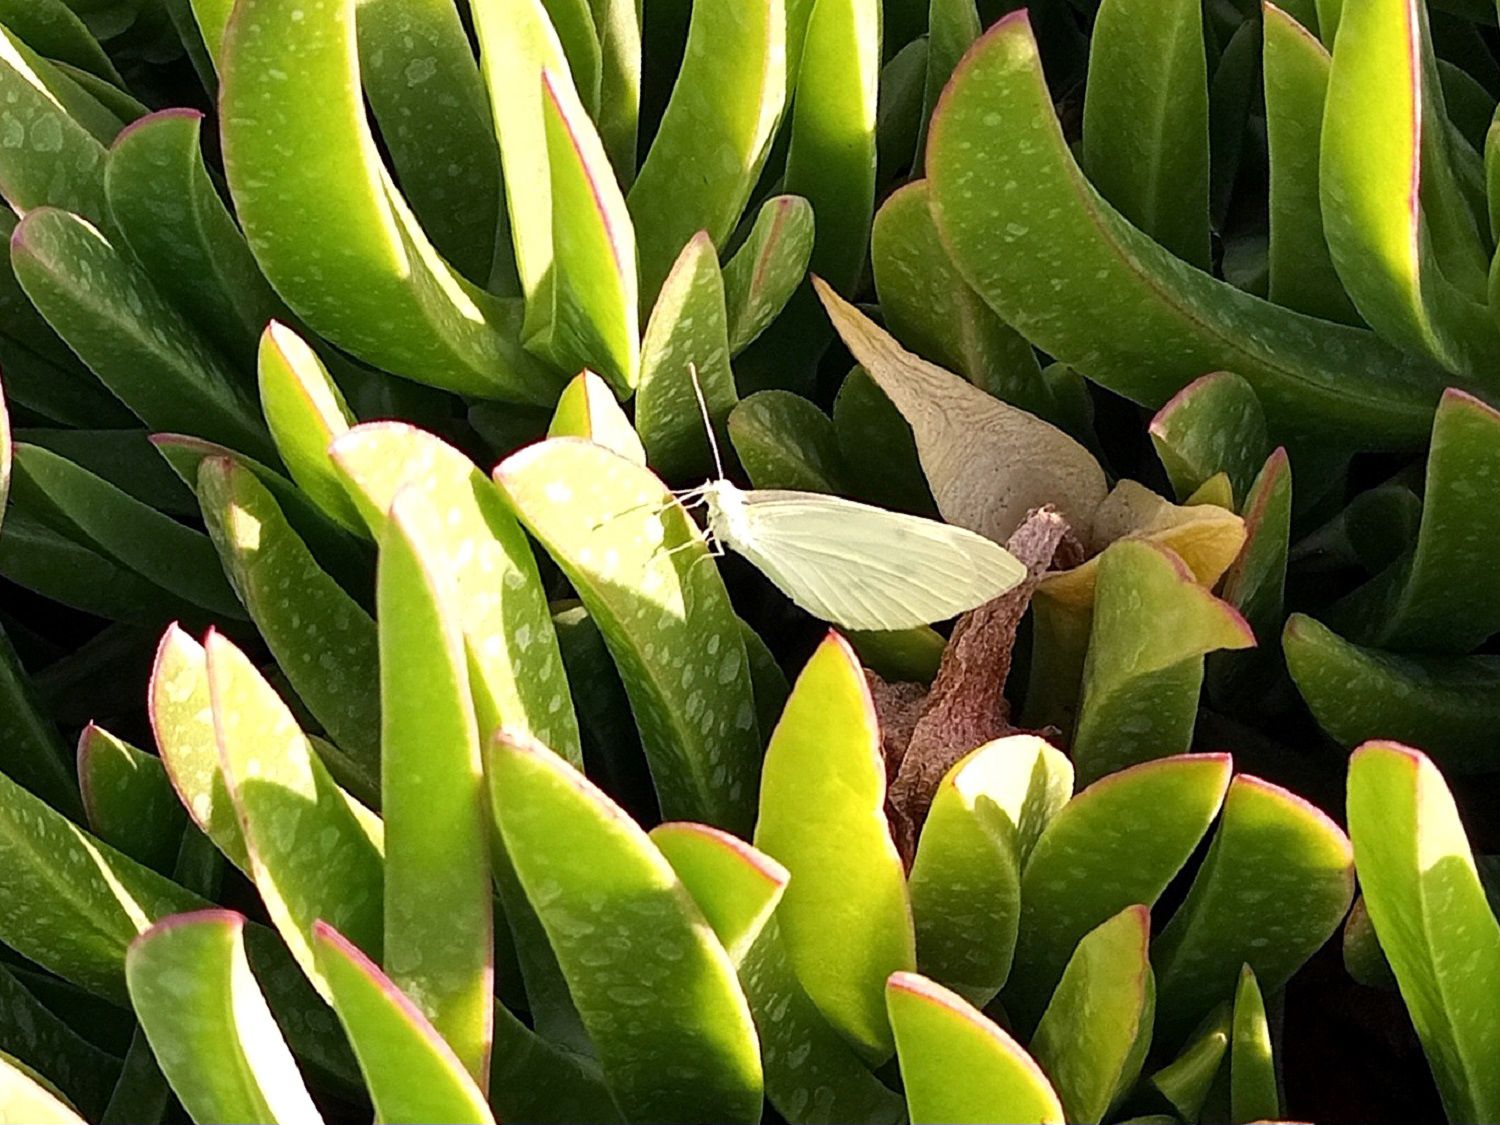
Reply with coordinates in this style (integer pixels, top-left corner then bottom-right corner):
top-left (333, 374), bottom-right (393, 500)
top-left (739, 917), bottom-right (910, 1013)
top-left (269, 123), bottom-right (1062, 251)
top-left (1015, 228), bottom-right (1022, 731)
top-left (701, 478), bottom-right (748, 550)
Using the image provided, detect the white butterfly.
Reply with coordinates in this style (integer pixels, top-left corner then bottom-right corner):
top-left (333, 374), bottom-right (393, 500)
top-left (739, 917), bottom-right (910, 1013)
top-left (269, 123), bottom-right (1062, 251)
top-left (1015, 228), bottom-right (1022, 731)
top-left (678, 367), bottom-right (1026, 631)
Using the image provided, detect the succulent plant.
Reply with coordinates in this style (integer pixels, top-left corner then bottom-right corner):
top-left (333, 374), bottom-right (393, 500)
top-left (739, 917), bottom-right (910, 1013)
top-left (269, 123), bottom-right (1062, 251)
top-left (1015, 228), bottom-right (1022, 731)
top-left (0, 0), bottom-right (1499, 1122)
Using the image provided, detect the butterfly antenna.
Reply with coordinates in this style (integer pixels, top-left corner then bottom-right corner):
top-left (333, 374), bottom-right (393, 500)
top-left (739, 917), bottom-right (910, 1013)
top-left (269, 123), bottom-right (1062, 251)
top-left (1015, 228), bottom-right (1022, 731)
top-left (688, 362), bottom-right (726, 482)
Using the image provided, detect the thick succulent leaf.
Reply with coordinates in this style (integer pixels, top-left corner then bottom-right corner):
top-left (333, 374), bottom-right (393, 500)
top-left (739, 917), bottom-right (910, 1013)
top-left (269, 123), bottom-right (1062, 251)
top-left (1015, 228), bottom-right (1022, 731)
top-left (1284, 613), bottom-right (1500, 774)
top-left (377, 494), bottom-right (493, 1084)
top-left (875, 37), bottom-right (926, 187)
top-left (313, 923), bottom-right (495, 1122)
top-left (1320, 0), bottom-right (1496, 374)
top-left (1151, 1003), bottom-right (1230, 1120)
top-left (925, 11), bottom-right (1448, 449)
top-left (1219, 448), bottom-right (1292, 639)
top-left (1230, 965), bottom-right (1279, 1124)
top-left (487, 731), bottom-right (763, 1124)
top-left (488, 999), bottom-right (621, 1124)
top-left (0, 624), bottom-right (81, 817)
top-left (11, 208), bottom-right (274, 461)
top-left (494, 438), bottom-right (760, 830)
top-left (0, 961), bottom-right (116, 1120)
top-left (18, 427), bottom-right (195, 516)
top-left (0, 0), bottom-right (122, 83)
top-left (126, 910), bottom-right (323, 1125)
top-left (820, 282), bottom-right (1106, 543)
top-left (1343, 894), bottom-right (1397, 989)
top-left (104, 108), bottom-right (282, 363)
top-left (1082, 0), bottom-right (1210, 268)
top-left (870, 181), bottom-right (1051, 418)
top-left (77, 724), bottom-right (185, 873)
top-left (650, 821), bottom-right (787, 964)
top-left (916, 0), bottom-right (981, 166)
top-left (1031, 905), bottom-right (1155, 1125)
top-left (729, 390), bottom-right (849, 492)
top-left (220, 0), bottom-right (556, 400)
top-left (1148, 372), bottom-right (1271, 505)
top-left (1005, 754), bottom-right (1232, 1031)
top-left (199, 458), bottom-right (381, 792)
top-left (636, 232), bottom-right (737, 480)
top-left (256, 323), bottom-right (363, 535)
top-left (1072, 540), bottom-right (1254, 784)
top-left (1262, 3), bottom-right (1359, 323)
top-left (548, 369), bottom-right (647, 464)
top-left (0, 1052), bottom-right (86, 1124)
top-left (908, 736), bottom-right (1072, 1006)
top-left (628, 0), bottom-right (785, 303)
top-left (1347, 742), bottom-right (1500, 1123)
top-left (331, 422), bottom-right (582, 765)
top-left (11, 442), bottom-right (243, 619)
top-left (722, 195), bottom-right (814, 356)
top-left (206, 632), bottom-right (384, 1000)
top-left (887, 972), bottom-right (1065, 1125)
top-left (1152, 776), bottom-right (1354, 1041)
top-left (754, 633), bottom-right (914, 1060)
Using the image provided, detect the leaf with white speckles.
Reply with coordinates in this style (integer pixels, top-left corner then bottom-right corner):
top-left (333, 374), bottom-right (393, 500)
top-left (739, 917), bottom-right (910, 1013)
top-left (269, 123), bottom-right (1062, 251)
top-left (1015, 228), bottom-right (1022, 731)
top-left (908, 736), bottom-right (1071, 1008)
top-left (0, 0), bottom-right (122, 85)
top-left (754, 633), bottom-right (913, 1061)
top-left (1148, 372), bottom-right (1271, 505)
top-left (1230, 965), bottom-right (1279, 1123)
top-left (206, 632), bottom-right (384, 1002)
top-left (331, 422), bottom-right (582, 765)
top-left (220, 0), bottom-right (556, 400)
top-left (198, 457), bottom-right (381, 795)
top-left (636, 232), bottom-right (737, 481)
top-left (650, 821), bottom-right (786, 965)
top-left (313, 922), bottom-right (495, 1122)
top-left (548, 370), bottom-right (646, 465)
top-left (831, 366), bottom-right (935, 515)
top-left (77, 724), bottom-right (185, 874)
top-left (925, 11), bottom-right (1449, 448)
top-left (11, 208), bottom-right (275, 462)
top-left (487, 730), bottom-right (763, 1124)
top-left (1031, 905), bottom-right (1155, 1125)
top-left (127, 910), bottom-right (324, 1125)
top-left (1152, 776), bottom-right (1353, 1045)
top-left (628, 0), bottom-right (785, 305)
top-left (721, 195), bottom-right (814, 356)
top-left (494, 437), bottom-right (760, 831)
top-left (888, 972), bottom-right (1064, 1125)
top-left (1347, 742), bottom-right (1500, 1124)
top-left (728, 390), bottom-right (848, 492)
top-left (1004, 754), bottom-right (1231, 1033)
top-left (1071, 539), bottom-right (1254, 784)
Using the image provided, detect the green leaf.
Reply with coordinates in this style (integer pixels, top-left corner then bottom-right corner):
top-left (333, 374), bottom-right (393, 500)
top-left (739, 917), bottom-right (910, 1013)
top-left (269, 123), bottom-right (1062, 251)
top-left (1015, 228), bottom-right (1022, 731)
top-left (650, 821), bottom-right (787, 965)
top-left (487, 731), bottom-right (763, 1124)
top-left (870, 180), bottom-right (1051, 418)
top-left (0, 962), bottom-right (116, 1121)
top-left (1229, 965), bottom-right (1279, 1124)
top-left (627, 0), bottom-right (785, 303)
top-left (0, 1051), bottom-right (87, 1124)
top-left (199, 458), bottom-right (381, 790)
top-left (220, 0), bottom-right (556, 401)
top-left (831, 367), bottom-right (936, 514)
top-left (1347, 742), bottom-right (1500, 1123)
top-left (887, 972), bottom-right (1065, 1125)
top-left (1148, 372), bottom-right (1271, 505)
top-left (257, 322), bottom-right (363, 536)
top-left (1150, 1003), bottom-right (1230, 1121)
top-left (11, 208), bottom-right (274, 462)
top-left (925, 11), bottom-right (1448, 449)
top-left (0, 0), bottom-right (123, 84)
top-left (1262, 4), bottom-right (1359, 323)
top-left (205, 632), bottom-right (384, 1001)
top-left (1082, 0), bottom-right (1211, 268)
top-left (548, 370), bottom-right (647, 464)
top-left (721, 195), bottom-right (814, 356)
top-left (753, 633), bottom-right (913, 1060)
top-left (1004, 754), bottom-right (1232, 1031)
top-left (377, 493), bottom-right (493, 1084)
top-left (1152, 776), bottom-right (1354, 1041)
top-left (908, 736), bottom-right (1072, 1006)
top-left (1031, 905), bottom-right (1155, 1125)
top-left (1219, 447), bottom-right (1292, 638)
top-left (874, 38), bottom-right (927, 190)
top-left (104, 108), bottom-right (283, 363)
top-left (729, 390), bottom-right (849, 492)
top-left (583, 0), bottom-right (640, 178)
top-left (0, 623), bottom-right (81, 818)
top-left (313, 923), bottom-right (495, 1122)
top-left (11, 442), bottom-right (244, 619)
top-left (18, 427), bottom-right (196, 516)
top-left (533, 68), bottom-right (638, 394)
top-left (1320, 0), bottom-right (1496, 373)
top-left (330, 422), bottom-right (583, 766)
top-left (77, 724), bottom-right (185, 874)
top-left (1284, 612), bottom-right (1500, 774)
top-left (1343, 894), bottom-right (1397, 989)
top-left (636, 231), bottom-right (737, 480)
top-left (126, 910), bottom-right (323, 1125)
top-left (916, 0), bottom-right (981, 167)
top-left (494, 438), bottom-right (760, 830)
top-left (1072, 539), bottom-right (1254, 784)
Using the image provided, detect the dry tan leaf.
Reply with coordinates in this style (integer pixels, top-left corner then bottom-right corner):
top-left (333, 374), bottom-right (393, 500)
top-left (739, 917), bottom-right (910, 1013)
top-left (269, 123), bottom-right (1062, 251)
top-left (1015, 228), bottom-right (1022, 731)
top-left (815, 277), bottom-right (1108, 546)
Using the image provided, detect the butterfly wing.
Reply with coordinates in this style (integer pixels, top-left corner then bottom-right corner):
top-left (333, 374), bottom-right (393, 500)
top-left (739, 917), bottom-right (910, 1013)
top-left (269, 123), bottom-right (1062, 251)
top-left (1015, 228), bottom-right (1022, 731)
top-left (725, 490), bottom-right (1028, 630)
